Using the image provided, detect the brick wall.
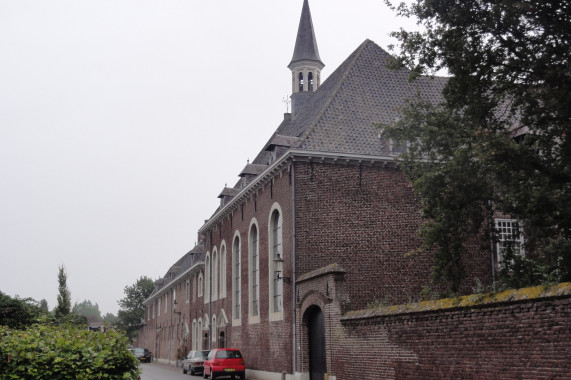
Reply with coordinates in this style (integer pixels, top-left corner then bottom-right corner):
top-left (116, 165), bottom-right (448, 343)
top-left (294, 161), bottom-right (492, 311)
top-left (335, 286), bottom-right (571, 380)
top-left (204, 166), bottom-right (295, 374)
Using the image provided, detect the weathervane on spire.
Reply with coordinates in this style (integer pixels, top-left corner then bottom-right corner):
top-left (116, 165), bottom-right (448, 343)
top-left (282, 95), bottom-right (291, 113)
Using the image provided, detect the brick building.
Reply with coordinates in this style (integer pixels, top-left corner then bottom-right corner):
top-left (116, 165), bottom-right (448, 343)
top-left (139, 1), bottom-right (492, 379)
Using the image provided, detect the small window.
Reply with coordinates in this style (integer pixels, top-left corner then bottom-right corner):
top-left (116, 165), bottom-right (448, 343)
top-left (496, 218), bottom-right (525, 265)
top-left (308, 72), bottom-right (314, 91)
top-left (298, 72), bottom-right (304, 92)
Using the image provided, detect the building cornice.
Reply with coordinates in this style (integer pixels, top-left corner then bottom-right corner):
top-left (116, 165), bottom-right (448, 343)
top-left (143, 260), bottom-right (204, 305)
top-left (198, 149), bottom-right (398, 235)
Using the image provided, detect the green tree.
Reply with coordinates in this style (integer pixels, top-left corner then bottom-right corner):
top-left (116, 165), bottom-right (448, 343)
top-left (102, 312), bottom-right (118, 326)
top-left (0, 292), bottom-right (45, 329)
top-left (39, 299), bottom-right (49, 313)
top-left (383, 0), bottom-right (571, 291)
top-left (116, 276), bottom-right (155, 339)
top-left (74, 299), bottom-right (102, 320)
top-left (54, 265), bottom-right (72, 318)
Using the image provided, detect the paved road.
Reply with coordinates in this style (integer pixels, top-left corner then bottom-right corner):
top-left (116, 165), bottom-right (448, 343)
top-left (140, 362), bottom-right (256, 380)
top-left (140, 362), bottom-right (202, 380)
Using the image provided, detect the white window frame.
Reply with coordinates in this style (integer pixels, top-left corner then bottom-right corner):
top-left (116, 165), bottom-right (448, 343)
top-left (220, 242), bottom-right (227, 299)
top-left (232, 232), bottom-right (242, 325)
top-left (495, 218), bottom-right (525, 265)
top-left (212, 248), bottom-right (218, 301)
top-left (205, 253), bottom-right (211, 303)
top-left (211, 315), bottom-right (217, 343)
top-left (192, 319), bottom-right (197, 350)
top-left (248, 219), bottom-right (260, 324)
top-left (198, 272), bottom-right (203, 298)
top-left (268, 203), bottom-right (284, 321)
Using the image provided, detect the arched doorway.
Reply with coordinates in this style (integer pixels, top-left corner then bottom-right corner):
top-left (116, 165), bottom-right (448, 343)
top-left (306, 306), bottom-right (326, 380)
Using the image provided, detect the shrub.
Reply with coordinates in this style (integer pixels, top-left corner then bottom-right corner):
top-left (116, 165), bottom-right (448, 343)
top-left (0, 323), bottom-right (140, 379)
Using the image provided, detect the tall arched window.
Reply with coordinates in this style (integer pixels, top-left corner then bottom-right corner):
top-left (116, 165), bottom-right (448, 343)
top-left (212, 249), bottom-right (218, 301)
top-left (249, 222), bottom-right (260, 319)
top-left (220, 244), bottom-right (227, 299)
top-left (212, 315), bottom-right (217, 345)
top-left (271, 209), bottom-right (283, 313)
top-left (232, 234), bottom-right (241, 322)
top-left (197, 318), bottom-right (203, 350)
top-left (205, 254), bottom-right (211, 303)
top-left (192, 320), bottom-right (197, 350)
top-left (298, 72), bottom-right (304, 92)
top-left (198, 273), bottom-right (203, 298)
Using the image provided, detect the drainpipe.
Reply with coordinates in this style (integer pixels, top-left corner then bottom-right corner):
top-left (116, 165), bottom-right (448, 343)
top-left (209, 230), bottom-right (213, 350)
top-left (291, 161), bottom-right (297, 379)
top-left (487, 200), bottom-right (496, 291)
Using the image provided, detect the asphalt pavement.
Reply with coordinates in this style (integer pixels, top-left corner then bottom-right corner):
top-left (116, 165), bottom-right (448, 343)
top-left (140, 362), bottom-right (257, 380)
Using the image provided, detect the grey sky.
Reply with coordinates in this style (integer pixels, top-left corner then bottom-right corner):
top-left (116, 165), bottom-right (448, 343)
top-left (0, 0), bottom-right (417, 315)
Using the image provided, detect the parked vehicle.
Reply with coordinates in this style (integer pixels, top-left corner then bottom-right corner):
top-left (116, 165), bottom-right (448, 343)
top-left (183, 350), bottom-right (210, 375)
top-left (203, 348), bottom-right (245, 380)
top-left (133, 347), bottom-right (152, 363)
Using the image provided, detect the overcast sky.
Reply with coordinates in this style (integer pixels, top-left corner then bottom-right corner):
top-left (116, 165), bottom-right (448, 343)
top-left (0, 0), bottom-right (419, 316)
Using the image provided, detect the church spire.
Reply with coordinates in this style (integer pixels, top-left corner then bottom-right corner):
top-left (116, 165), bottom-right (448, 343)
top-left (289, 0), bottom-right (323, 68)
top-left (289, 0), bottom-right (324, 116)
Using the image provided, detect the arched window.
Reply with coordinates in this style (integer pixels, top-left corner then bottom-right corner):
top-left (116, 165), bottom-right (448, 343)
top-left (197, 318), bottom-right (203, 350)
top-left (192, 320), bottom-right (197, 350)
top-left (308, 72), bottom-right (314, 91)
top-left (212, 315), bottom-right (217, 345)
top-left (186, 279), bottom-right (190, 303)
top-left (269, 206), bottom-right (283, 317)
top-left (298, 72), bottom-right (304, 92)
top-left (249, 222), bottom-right (260, 318)
top-left (220, 244), bottom-right (226, 299)
top-left (232, 234), bottom-right (241, 322)
top-left (212, 249), bottom-right (218, 301)
top-left (164, 293), bottom-right (168, 313)
top-left (198, 273), bottom-right (203, 298)
top-left (205, 254), bottom-right (211, 303)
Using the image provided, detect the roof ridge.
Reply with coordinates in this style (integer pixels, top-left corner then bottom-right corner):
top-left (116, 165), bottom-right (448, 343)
top-left (296, 40), bottom-right (371, 146)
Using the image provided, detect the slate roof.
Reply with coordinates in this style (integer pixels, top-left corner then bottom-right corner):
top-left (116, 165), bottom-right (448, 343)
top-left (250, 39), bottom-right (447, 167)
top-left (148, 242), bottom-right (205, 298)
top-left (287, 40), bottom-right (447, 156)
top-left (289, 0), bottom-right (323, 68)
top-left (218, 187), bottom-right (240, 198)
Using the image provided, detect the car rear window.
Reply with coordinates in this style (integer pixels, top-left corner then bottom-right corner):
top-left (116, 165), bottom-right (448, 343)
top-left (216, 350), bottom-right (242, 359)
top-left (196, 351), bottom-right (209, 358)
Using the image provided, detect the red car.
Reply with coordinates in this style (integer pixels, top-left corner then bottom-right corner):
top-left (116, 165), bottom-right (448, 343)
top-left (203, 348), bottom-right (246, 380)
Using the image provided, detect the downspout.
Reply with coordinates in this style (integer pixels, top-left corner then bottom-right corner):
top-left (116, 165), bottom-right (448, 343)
top-left (209, 230), bottom-right (213, 350)
top-left (487, 200), bottom-right (496, 291)
top-left (291, 161), bottom-right (297, 379)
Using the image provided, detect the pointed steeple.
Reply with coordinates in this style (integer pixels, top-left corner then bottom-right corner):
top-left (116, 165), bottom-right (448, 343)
top-left (289, 0), bottom-right (323, 68)
top-left (289, 0), bottom-right (325, 116)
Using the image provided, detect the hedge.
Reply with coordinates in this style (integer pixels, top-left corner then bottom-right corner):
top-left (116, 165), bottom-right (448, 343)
top-left (0, 324), bottom-right (140, 379)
